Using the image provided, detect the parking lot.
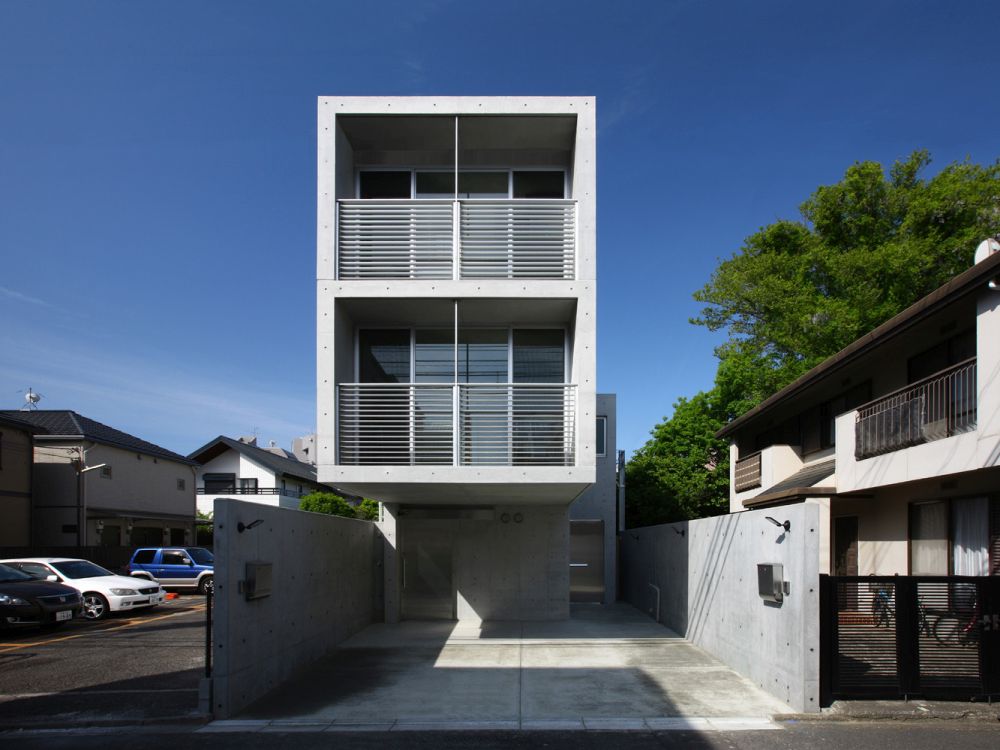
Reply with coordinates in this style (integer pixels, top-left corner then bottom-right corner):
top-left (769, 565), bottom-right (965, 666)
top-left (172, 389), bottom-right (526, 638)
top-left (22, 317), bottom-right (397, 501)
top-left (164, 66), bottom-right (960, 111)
top-left (0, 595), bottom-right (207, 728)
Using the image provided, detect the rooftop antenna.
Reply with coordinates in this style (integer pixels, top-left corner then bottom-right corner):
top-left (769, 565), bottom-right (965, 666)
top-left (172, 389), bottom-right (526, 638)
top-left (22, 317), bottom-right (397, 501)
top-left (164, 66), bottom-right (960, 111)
top-left (18, 388), bottom-right (42, 411)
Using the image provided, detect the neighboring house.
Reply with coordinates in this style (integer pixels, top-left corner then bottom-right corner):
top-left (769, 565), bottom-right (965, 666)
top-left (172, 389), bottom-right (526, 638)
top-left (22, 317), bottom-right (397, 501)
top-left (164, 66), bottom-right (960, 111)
top-left (718, 245), bottom-right (1000, 577)
top-left (0, 410), bottom-right (198, 549)
top-left (188, 435), bottom-right (334, 516)
top-left (0, 413), bottom-right (42, 546)
top-left (316, 96), bottom-right (598, 622)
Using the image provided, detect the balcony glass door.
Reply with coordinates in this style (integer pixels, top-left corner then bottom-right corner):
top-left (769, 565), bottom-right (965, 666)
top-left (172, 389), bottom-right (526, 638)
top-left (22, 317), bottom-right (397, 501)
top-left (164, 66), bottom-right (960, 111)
top-left (513, 330), bottom-right (566, 465)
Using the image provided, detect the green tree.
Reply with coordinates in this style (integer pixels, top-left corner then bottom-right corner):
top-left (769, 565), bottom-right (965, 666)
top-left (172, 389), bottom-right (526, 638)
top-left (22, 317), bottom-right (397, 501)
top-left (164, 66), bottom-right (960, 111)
top-left (299, 492), bottom-right (357, 518)
top-left (627, 151), bottom-right (1000, 526)
top-left (355, 498), bottom-right (380, 521)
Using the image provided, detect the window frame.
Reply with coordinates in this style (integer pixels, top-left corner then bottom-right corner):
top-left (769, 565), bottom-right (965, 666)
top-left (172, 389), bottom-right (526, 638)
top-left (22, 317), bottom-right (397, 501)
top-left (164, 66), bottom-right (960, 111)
top-left (356, 167), bottom-right (568, 200)
top-left (596, 416), bottom-right (607, 458)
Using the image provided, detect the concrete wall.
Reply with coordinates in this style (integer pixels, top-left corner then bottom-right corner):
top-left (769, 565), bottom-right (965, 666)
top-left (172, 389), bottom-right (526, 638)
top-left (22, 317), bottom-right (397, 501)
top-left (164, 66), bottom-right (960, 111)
top-left (570, 393), bottom-right (617, 602)
top-left (212, 498), bottom-right (378, 718)
top-left (621, 504), bottom-right (821, 713)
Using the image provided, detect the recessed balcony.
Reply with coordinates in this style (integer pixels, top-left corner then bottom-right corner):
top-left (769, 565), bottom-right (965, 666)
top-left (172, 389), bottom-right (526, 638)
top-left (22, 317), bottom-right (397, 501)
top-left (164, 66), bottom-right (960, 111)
top-left (336, 199), bottom-right (576, 280)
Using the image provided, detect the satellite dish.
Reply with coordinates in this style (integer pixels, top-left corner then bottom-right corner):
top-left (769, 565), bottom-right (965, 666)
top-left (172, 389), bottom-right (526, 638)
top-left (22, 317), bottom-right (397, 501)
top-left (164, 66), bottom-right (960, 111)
top-left (19, 388), bottom-right (42, 410)
top-left (974, 238), bottom-right (1000, 264)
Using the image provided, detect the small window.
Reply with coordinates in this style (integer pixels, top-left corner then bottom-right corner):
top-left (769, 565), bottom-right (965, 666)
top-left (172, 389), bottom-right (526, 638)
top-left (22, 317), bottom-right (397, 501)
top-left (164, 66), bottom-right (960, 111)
top-left (596, 417), bottom-right (607, 457)
top-left (239, 477), bottom-right (258, 492)
top-left (359, 171), bottom-right (410, 199)
top-left (132, 549), bottom-right (156, 564)
top-left (177, 478), bottom-right (186, 491)
top-left (0, 432), bottom-right (4, 470)
top-left (100, 465), bottom-right (113, 479)
top-left (513, 171), bottom-right (564, 198)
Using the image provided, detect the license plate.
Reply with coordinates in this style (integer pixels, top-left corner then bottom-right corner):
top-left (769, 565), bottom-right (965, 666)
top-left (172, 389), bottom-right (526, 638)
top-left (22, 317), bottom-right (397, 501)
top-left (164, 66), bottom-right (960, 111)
top-left (56, 610), bottom-right (72, 622)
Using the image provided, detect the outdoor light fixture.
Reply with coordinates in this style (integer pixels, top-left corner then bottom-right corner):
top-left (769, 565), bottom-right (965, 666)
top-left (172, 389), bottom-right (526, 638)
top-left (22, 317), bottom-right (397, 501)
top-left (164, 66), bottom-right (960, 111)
top-left (672, 527), bottom-right (686, 537)
top-left (764, 516), bottom-right (791, 532)
top-left (237, 519), bottom-right (264, 533)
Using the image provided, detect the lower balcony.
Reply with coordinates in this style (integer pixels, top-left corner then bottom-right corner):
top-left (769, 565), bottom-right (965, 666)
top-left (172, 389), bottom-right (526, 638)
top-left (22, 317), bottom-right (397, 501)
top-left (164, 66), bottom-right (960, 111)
top-left (330, 382), bottom-right (592, 505)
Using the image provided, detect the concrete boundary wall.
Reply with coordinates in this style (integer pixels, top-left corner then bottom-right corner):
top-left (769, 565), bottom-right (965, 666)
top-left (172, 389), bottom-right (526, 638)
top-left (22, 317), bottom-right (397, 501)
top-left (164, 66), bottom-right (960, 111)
top-left (621, 505), bottom-right (820, 712)
top-left (212, 499), bottom-right (378, 718)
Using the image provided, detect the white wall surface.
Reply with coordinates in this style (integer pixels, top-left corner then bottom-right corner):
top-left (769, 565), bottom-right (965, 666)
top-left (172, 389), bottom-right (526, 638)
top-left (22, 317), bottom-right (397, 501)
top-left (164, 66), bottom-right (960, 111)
top-left (621, 504), bottom-right (821, 713)
top-left (212, 499), bottom-right (378, 718)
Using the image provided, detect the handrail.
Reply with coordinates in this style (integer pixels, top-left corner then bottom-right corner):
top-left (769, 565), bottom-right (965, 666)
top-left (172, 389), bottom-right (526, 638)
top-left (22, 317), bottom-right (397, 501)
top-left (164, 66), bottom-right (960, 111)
top-left (853, 357), bottom-right (977, 413)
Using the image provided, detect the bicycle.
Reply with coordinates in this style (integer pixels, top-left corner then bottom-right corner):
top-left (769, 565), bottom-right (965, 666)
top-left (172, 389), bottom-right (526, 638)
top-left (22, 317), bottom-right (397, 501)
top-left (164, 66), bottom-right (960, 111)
top-left (932, 585), bottom-right (980, 647)
top-left (871, 586), bottom-right (894, 628)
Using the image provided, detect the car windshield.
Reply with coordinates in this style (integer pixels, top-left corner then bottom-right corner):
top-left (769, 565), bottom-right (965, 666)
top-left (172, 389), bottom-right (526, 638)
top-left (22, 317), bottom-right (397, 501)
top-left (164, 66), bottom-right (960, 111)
top-left (51, 560), bottom-right (113, 579)
top-left (186, 548), bottom-right (213, 565)
top-left (0, 563), bottom-right (34, 583)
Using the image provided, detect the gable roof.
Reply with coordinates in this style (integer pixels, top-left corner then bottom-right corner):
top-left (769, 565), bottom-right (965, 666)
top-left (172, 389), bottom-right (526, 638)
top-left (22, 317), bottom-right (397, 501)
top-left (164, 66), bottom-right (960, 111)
top-left (0, 410), bottom-right (197, 465)
top-left (0, 412), bottom-right (45, 434)
top-left (187, 435), bottom-right (319, 483)
top-left (718, 250), bottom-right (1000, 439)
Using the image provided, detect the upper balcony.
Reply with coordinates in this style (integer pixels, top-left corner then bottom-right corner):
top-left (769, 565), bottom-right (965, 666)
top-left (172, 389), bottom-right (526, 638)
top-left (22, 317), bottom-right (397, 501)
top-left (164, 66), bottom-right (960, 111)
top-left (337, 199), bottom-right (576, 281)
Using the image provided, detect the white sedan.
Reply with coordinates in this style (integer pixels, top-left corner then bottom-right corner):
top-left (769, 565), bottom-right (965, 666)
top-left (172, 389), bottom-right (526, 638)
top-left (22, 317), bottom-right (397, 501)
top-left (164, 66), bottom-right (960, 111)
top-left (0, 558), bottom-right (165, 620)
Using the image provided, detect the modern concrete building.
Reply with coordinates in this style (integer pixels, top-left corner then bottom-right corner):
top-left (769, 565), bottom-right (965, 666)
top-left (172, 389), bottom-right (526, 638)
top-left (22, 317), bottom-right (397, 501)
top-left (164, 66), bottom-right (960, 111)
top-left (0, 410), bottom-right (198, 548)
top-left (188, 435), bottom-right (337, 517)
top-left (316, 96), bottom-right (599, 621)
top-left (719, 243), bottom-right (1000, 577)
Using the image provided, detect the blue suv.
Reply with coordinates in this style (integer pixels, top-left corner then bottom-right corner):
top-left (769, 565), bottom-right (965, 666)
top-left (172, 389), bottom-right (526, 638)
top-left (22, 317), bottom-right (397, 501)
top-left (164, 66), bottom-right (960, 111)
top-left (128, 547), bottom-right (214, 595)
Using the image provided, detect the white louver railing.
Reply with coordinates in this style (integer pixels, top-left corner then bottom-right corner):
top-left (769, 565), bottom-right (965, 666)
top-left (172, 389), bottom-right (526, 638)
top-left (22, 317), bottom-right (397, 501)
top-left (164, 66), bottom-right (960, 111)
top-left (460, 201), bottom-right (576, 279)
top-left (336, 199), bottom-right (576, 280)
top-left (337, 200), bottom-right (454, 279)
top-left (337, 383), bottom-right (577, 467)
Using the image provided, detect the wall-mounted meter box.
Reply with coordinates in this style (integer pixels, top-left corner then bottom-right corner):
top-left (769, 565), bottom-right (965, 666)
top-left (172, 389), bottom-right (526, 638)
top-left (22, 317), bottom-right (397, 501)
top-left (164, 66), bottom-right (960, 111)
top-left (757, 563), bottom-right (784, 603)
top-left (243, 561), bottom-right (273, 601)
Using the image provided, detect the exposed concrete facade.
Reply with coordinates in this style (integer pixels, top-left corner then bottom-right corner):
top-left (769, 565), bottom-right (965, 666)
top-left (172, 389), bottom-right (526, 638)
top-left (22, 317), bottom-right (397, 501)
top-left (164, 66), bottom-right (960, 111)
top-left (316, 97), bottom-right (599, 623)
top-left (212, 498), bottom-right (378, 718)
top-left (621, 504), bottom-right (821, 713)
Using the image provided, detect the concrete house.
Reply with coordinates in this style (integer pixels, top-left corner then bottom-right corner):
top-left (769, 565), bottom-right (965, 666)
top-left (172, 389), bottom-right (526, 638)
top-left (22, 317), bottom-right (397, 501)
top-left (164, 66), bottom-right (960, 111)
top-left (316, 96), bottom-right (604, 622)
top-left (0, 410), bottom-right (198, 548)
top-left (719, 244), bottom-right (1000, 577)
top-left (189, 435), bottom-right (336, 516)
top-left (0, 413), bottom-right (42, 547)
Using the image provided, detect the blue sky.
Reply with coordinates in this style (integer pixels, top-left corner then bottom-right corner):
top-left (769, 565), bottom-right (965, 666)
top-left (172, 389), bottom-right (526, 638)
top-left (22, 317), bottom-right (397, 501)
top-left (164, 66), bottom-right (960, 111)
top-left (1, 1), bottom-right (998, 458)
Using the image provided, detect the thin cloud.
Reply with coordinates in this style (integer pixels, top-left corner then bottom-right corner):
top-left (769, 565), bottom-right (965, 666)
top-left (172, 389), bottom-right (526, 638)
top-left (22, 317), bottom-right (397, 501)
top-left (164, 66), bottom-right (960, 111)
top-left (0, 286), bottom-right (50, 307)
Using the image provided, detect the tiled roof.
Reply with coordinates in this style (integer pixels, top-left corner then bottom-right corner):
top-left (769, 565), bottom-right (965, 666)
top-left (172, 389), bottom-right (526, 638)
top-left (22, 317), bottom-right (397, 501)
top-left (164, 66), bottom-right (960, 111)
top-left (744, 458), bottom-right (836, 508)
top-left (0, 410), bottom-right (197, 465)
top-left (187, 435), bottom-right (318, 483)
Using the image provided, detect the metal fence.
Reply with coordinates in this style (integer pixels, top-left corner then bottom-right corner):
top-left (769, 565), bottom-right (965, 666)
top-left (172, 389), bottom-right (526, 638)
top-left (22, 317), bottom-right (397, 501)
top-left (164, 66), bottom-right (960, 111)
top-left (821, 575), bottom-right (1000, 702)
top-left (337, 199), bottom-right (576, 280)
top-left (337, 383), bottom-right (577, 466)
top-left (854, 359), bottom-right (977, 460)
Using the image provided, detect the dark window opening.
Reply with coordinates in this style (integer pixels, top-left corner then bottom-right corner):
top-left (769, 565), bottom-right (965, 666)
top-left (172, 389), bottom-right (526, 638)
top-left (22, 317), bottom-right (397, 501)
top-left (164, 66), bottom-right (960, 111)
top-left (359, 171), bottom-right (411, 199)
top-left (513, 171), bottom-right (564, 198)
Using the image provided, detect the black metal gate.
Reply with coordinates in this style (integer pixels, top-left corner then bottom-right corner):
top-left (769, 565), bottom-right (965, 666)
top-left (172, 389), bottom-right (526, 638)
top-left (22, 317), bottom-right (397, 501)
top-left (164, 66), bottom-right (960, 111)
top-left (821, 575), bottom-right (1000, 702)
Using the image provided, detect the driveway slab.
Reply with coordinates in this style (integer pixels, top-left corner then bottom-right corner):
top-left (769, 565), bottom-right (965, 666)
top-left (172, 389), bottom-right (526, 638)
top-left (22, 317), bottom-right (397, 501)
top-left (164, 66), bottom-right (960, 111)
top-left (238, 602), bottom-right (789, 727)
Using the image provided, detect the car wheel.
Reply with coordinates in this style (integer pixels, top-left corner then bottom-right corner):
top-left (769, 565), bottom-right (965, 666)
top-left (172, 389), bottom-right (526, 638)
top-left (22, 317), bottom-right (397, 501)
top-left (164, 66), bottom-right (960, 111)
top-left (82, 592), bottom-right (110, 620)
top-left (198, 576), bottom-right (213, 596)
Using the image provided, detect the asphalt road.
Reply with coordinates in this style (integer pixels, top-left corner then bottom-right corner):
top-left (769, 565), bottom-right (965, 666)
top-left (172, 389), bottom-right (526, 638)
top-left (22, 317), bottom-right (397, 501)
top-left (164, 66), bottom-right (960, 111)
top-left (0, 595), bottom-right (207, 727)
top-left (4, 722), bottom-right (1000, 749)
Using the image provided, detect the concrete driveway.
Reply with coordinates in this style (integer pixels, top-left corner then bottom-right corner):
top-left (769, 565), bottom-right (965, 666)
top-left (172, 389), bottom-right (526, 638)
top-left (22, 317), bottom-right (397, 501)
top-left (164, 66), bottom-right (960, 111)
top-left (235, 603), bottom-right (789, 731)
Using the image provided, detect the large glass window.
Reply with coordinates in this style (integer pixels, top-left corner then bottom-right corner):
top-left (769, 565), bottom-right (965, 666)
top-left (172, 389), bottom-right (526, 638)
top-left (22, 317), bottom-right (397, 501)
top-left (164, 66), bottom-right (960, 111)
top-left (953, 497), bottom-right (990, 576)
top-left (910, 501), bottom-right (949, 575)
top-left (359, 171), bottom-right (410, 199)
top-left (513, 329), bottom-right (565, 382)
top-left (513, 171), bottom-right (564, 198)
top-left (359, 330), bottom-right (410, 383)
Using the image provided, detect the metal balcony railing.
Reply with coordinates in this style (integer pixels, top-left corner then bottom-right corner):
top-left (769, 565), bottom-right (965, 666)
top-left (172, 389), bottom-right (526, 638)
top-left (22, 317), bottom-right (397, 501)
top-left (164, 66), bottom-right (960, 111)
top-left (733, 451), bottom-right (762, 492)
top-left (854, 359), bottom-right (977, 460)
top-left (337, 383), bottom-right (577, 467)
top-left (336, 199), bottom-right (576, 280)
top-left (197, 487), bottom-right (304, 497)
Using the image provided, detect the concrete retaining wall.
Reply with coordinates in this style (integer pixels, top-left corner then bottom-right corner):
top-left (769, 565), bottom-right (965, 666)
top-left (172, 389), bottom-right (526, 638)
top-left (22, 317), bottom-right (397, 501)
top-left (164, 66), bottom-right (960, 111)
top-left (212, 498), bottom-right (378, 718)
top-left (621, 504), bottom-right (820, 713)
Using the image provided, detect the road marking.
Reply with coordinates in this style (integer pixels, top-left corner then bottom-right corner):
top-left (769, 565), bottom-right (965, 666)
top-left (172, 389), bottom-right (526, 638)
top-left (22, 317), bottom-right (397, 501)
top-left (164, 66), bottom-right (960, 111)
top-left (0, 605), bottom-right (206, 653)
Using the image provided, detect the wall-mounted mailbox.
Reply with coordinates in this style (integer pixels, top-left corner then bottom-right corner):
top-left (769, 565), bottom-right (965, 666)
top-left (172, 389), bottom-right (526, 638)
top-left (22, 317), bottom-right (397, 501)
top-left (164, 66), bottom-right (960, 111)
top-left (242, 561), bottom-right (272, 601)
top-left (757, 563), bottom-right (785, 603)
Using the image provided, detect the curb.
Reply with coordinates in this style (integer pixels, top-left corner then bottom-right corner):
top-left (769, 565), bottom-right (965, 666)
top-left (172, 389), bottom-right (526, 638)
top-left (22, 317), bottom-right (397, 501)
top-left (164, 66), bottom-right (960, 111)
top-left (0, 715), bottom-right (210, 733)
top-left (775, 710), bottom-right (1000, 724)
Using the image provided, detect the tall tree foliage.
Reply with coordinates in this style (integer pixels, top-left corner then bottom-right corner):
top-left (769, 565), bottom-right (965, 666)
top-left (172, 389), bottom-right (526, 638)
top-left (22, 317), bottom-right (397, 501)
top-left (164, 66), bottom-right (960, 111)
top-left (627, 152), bottom-right (1000, 526)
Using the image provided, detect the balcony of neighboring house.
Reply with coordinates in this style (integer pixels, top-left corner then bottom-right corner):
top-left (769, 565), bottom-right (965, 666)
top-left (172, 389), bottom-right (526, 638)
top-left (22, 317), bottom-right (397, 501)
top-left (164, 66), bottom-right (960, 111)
top-left (328, 318), bottom-right (592, 505)
top-left (196, 476), bottom-right (307, 515)
top-left (731, 444), bottom-right (809, 509)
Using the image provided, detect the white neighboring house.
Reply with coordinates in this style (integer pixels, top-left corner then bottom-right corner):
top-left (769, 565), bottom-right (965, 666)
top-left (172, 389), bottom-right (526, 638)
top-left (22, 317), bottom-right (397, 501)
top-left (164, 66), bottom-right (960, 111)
top-left (317, 96), bottom-right (598, 623)
top-left (719, 242), bottom-right (1000, 577)
top-left (188, 436), bottom-right (337, 517)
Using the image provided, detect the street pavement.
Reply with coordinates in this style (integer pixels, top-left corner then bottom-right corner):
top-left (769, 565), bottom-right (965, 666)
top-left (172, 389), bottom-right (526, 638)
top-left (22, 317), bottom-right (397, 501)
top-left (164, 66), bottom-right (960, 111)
top-left (3, 721), bottom-right (1000, 749)
top-left (0, 596), bottom-right (206, 727)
